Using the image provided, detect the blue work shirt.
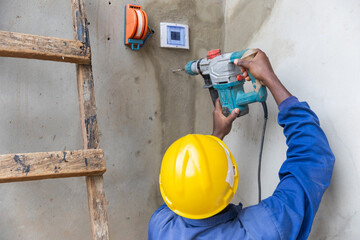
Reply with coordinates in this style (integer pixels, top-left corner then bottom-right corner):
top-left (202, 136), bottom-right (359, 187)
top-left (149, 96), bottom-right (335, 240)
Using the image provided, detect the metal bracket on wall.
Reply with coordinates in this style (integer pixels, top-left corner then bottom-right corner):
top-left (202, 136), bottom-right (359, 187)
top-left (0, 0), bottom-right (110, 239)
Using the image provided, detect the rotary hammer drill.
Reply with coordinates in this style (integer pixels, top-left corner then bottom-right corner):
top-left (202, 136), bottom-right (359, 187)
top-left (178, 48), bottom-right (268, 202)
top-left (183, 49), bottom-right (267, 117)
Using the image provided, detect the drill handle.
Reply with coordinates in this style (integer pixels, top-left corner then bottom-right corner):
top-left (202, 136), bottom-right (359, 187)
top-left (230, 49), bottom-right (268, 104)
top-left (208, 87), bottom-right (219, 106)
top-left (202, 74), bottom-right (219, 106)
top-left (240, 49), bottom-right (263, 93)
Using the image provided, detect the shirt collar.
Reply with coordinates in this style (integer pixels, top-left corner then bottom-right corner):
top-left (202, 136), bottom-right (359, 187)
top-left (181, 203), bottom-right (242, 227)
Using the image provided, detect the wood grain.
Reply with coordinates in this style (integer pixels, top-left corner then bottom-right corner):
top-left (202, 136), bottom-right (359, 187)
top-left (0, 149), bottom-right (105, 183)
top-left (0, 31), bottom-right (90, 64)
top-left (71, 0), bottom-right (110, 239)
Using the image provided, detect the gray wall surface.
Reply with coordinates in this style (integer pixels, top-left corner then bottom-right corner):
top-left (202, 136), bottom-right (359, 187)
top-left (0, 0), bottom-right (221, 239)
top-left (224, 0), bottom-right (360, 239)
top-left (0, 0), bottom-right (359, 239)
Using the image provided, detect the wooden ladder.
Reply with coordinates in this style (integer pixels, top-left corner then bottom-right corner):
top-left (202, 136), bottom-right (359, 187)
top-left (0, 0), bottom-right (110, 239)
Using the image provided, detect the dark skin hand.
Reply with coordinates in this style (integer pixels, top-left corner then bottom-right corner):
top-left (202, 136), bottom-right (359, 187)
top-left (212, 99), bottom-right (239, 140)
top-left (234, 49), bottom-right (292, 105)
top-left (212, 49), bottom-right (292, 140)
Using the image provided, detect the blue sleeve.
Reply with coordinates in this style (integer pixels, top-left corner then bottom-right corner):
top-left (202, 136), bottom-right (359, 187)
top-left (148, 204), bottom-right (177, 239)
top-left (262, 96), bottom-right (335, 239)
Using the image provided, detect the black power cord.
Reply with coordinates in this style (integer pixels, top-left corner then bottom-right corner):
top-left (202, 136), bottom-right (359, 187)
top-left (258, 101), bottom-right (268, 203)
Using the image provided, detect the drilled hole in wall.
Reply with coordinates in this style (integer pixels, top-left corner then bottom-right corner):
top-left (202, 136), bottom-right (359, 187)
top-left (107, 37), bottom-right (110, 41)
top-left (108, 1), bottom-right (111, 5)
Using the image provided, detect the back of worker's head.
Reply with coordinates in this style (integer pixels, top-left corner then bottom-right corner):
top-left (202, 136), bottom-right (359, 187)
top-left (159, 134), bottom-right (238, 219)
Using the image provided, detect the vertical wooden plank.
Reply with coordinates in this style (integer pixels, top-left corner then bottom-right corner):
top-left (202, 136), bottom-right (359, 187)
top-left (86, 175), bottom-right (109, 239)
top-left (70, 0), bottom-right (110, 239)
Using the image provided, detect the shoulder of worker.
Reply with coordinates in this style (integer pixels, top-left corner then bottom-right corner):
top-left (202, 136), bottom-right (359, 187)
top-left (149, 203), bottom-right (281, 239)
top-left (148, 204), bottom-right (175, 231)
top-left (239, 202), bottom-right (281, 239)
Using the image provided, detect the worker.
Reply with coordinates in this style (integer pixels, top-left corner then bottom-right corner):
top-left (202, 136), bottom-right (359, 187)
top-left (148, 49), bottom-right (335, 240)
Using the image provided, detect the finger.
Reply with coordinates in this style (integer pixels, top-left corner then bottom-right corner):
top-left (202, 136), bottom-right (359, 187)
top-left (227, 108), bottom-right (240, 122)
top-left (234, 59), bottom-right (251, 69)
top-left (242, 70), bottom-right (248, 77)
top-left (254, 49), bottom-right (265, 59)
top-left (245, 76), bottom-right (251, 81)
top-left (215, 98), bottom-right (222, 110)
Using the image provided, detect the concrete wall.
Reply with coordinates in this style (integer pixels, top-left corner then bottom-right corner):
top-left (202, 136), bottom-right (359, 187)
top-left (0, 0), bottom-right (222, 239)
top-left (223, 0), bottom-right (360, 239)
top-left (0, 0), bottom-right (359, 239)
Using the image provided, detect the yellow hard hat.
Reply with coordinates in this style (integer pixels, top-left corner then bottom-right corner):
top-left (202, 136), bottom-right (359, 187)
top-left (159, 134), bottom-right (238, 219)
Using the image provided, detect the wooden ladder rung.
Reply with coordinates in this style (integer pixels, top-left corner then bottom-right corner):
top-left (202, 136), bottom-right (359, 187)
top-left (0, 1), bottom-right (110, 238)
top-left (0, 149), bottom-right (105, 183)
top-left (0, 31), bottom-right (91, 64)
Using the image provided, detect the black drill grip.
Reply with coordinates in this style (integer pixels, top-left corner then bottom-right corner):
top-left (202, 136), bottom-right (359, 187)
top-left (202, 75), bottom-right (218, 105)
top-left (208, 87), bottom-right (219, 106)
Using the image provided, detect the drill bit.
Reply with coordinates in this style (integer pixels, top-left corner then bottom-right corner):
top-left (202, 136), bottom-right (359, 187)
top-left (172, 68), bottom-right (185, 73)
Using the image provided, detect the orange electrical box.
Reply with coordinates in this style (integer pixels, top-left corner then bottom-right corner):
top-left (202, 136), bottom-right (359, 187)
top-left (124, 4), bottom-right (153, 50)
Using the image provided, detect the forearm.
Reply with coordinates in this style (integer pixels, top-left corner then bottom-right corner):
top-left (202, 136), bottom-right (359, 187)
top-left (265, 73), bottom-right (292, 105)
top-left (212, 130), bottom-right (224, 140)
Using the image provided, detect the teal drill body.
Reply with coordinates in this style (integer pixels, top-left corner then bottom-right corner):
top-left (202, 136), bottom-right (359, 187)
top-left (185, 49), bottom-right (267, 117)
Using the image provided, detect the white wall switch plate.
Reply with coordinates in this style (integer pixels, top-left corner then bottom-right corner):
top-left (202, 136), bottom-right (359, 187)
top-left (160, 22), bottom-right (189, 49)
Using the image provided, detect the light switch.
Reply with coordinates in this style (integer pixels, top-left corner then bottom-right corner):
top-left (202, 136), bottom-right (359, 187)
top-left (160, 22), bottom-right (189, 49)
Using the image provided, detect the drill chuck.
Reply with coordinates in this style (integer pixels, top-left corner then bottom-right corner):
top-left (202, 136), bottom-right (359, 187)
top-left (185, 60), bottom-right (199, 75)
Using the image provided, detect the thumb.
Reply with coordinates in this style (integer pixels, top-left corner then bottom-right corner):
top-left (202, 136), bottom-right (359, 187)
top-left (234, 59), bottom-right (251, 69)
top-left (215, 98), bottom-right (222, 110)
top-left (227, 108), bottom-right (240, 122)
